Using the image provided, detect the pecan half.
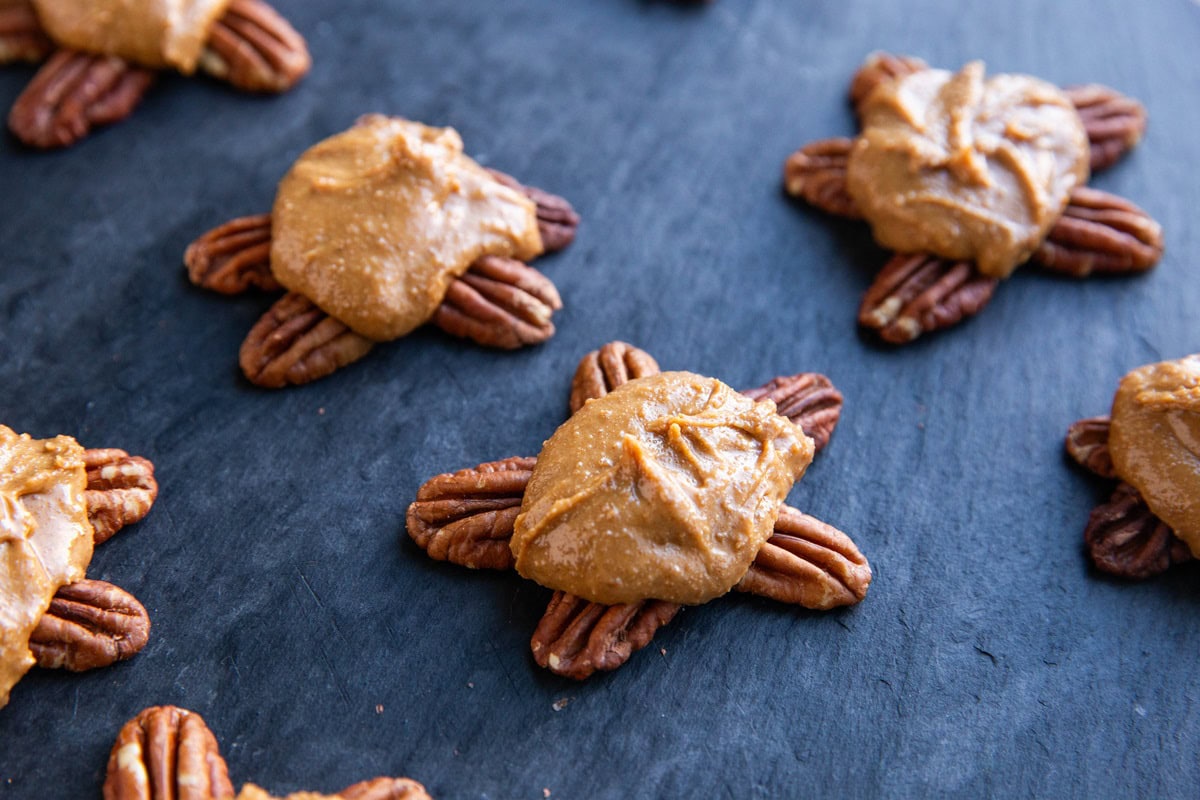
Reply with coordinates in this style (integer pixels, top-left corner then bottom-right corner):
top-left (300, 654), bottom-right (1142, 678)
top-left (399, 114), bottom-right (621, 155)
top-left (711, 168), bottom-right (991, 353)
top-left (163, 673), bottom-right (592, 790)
top-left (487, 169), bottom-right (581, 253)
top-left (240, 292), bottom-right (375, 388)
top-left (199, 0), bottom-right (310, 93)
top-left (406, 456), bottom-right (536, 571)
top-left (103, 706), bottom-right (234, 800)
top-left (339, 777), bottom-right (433, 800)
top-left (8, 50), bottom-right (155, 149)
top-left (1085, 483), bottom-right (1192, 580)
top-left (1064, 84), bottom-right (1147, 172)
top-left (568, 341), bottom-right (661, 414)
top-left (1034, 187), bottom-right (1163, 277)
top-left (185, 214), bottom-right (280, 295)
top-left (782, 137), bottom-right (862, 219)
top-left (848, 52), bottom-right (928, 117)
top-left (431, 256), bottom-right (562, 349)
top-left (530, 591), bottom-right (681, 681)
top-left (742, 373), bottom-right (842, 453)
top-left (84, 448), bottom-right (158, 546)
top-left (0, 3), bottom-right (52, 64)
top-left (1065, 415), bottom-right (1116, 479)
top-left (30, 579), bottom-right (150, 671)
top-left (859, 254), bottom-right (998, 344)
top-left (735, 506), bottom-right (870, 609)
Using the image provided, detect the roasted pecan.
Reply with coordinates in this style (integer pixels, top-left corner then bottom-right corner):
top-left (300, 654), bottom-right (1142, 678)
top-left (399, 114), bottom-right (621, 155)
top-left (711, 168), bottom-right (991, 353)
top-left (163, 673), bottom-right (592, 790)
top-left (103, 705), bottom-right (234, 800)
top-left (199, 0), bottom-right (310, 93)
top-left (743, 373), bottom-right (842, 453)
top-left (30, 579), bottom-right (150, 671)
top-left (1085, 483), bottom-right (1192, 579)
top-left (1034, 187), bottom-right (1163, 277)
top-left (8, 50), bottom-right (155, 149)
top-left (530, 591), bottom-right (681, 681)
top-left (240, 292), bottom-right (375, 388)
top-left (859, 254), bottom-right (998, 344)
top-left (1064, 84), bottom-right (1147, 172)
top-left (406, 456), bottom-right (536, 570)
top-left (568, 341), bottom-right (661, 414)
top-left (848, 52), bottom-right (927, 116)
top-left (84, 448), bottom-right (158, 545)
top-left (486, 169), bottom-right (581, 253)
top-left (782, 138), bottom-right (862, 219)
top-left (339, 777), bottom-right (433, 800)
top-left (735, 506), bottom-right (870, 609)
top-left (431, 256), bottom-right (562, 349)
top-left (185, 214), bottom-right (280, 295)
top-left (0, 3), bottom-right (52, 64)
top-left (1065, 415), bottom-right (1116, 479)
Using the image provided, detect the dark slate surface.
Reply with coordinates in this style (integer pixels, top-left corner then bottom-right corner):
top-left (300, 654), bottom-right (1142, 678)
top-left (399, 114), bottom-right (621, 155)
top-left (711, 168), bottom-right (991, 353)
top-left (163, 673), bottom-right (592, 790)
top-left (2, 0), bottom-right (1199, 797)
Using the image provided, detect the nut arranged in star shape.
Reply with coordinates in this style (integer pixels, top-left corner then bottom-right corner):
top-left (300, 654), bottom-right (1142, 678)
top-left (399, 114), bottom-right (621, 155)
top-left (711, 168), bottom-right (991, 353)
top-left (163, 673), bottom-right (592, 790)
top-left (184, 137), bottom-right (580, 389)
top-left (406, 341), bottom-right (871, 680)
top-left (1, 437), bottom-right (159, 709)
top-left (1, 0), bottom-right (309, 149)
top-left (784, 53), bottom-right (1163, 345)
top-left (104, 705), bottom-right (432, 799)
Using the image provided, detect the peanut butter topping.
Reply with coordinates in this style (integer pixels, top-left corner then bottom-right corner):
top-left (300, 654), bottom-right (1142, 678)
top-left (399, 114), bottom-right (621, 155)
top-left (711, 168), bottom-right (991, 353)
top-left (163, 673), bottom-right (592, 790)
top-left (846, 61), bottom-right (1089, 279)
top-left (271, 115), bottom-right (545, 342)
top-left (0, 425), bottom-right (93, 708)
top-left (31, 0), bottom-right (231, 72)
top-left (1109, 355), bottom-right (1200, 556)
top-left (512, 372), bottom-right (814, 606)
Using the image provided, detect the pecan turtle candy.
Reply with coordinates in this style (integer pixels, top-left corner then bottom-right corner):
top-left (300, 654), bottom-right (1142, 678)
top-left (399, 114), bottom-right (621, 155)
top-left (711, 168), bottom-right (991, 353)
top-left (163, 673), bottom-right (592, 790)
top-left (1066, 355), bottom-right (1200, 580)
top-left (184, 114), bottom-right (580, 388)
top-left (0, 425), bottom-right (159, 709)
top-left (784, 53), bottom-right (1163, 344)
top-left (103, 705), bottom-right (432, 799)
top-left (407, 341), bottom-right (871, 680)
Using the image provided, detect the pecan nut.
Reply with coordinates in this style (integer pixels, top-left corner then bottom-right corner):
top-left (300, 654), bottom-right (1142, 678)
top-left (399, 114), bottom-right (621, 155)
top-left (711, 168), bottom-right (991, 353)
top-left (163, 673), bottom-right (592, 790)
top-left (1084, 483), bottom-right (1193, 579)
top-left (568, 341), bottom-right (661, 414)
top-left (406, 457), bottom-right (536, 570)
top-left (848, 52), bottom-right (928, 116)
top-left (742, 373), bottom-right (842, 454)
top-left (240, 292), bottom-right (375, 388)
top-left (339, 777), bottom-right (433, 800)
top-left (199, 0), bottom-right (310, 93)
top-left (530, 591), bottom-right (681, 681)
top-left (735, 506), bottom-right (870, 609)
top-left (859, 254), bottom-right (998, 344)
top-left (1064, 84), bottom-right (1147, 172)
top-left (185, 214), bottom-right (280, 295)
top-left (84, 448), bottom-right (158, 545)
top-left (104, 705), bottom-right (235, 800)
top-left (0, 3), bottom-right (53, 64)
top-left (30, 579), bottom-right (150, 671)
top-left (1065, 415), bottom-right (1116, 479)
top-left (431, 256), bottom-right (562, 349)
top-left (1034, 187), bottom-right (1163, 277)
top-left (782, 137), bottom-right (862, 219)
top-left (486, 169), bottom-right (581, 253)
top-left (8, 50), bottom-right (155, 149)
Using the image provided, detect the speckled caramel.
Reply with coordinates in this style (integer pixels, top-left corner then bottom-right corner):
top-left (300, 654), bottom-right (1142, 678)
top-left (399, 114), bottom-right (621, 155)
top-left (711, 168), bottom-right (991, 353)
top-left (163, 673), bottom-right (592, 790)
top-left (31, 0), bottom-right (231, 72)
top-left (512, 372), bottom-right (814, 606)
top-left (847, 61), bottom-right (1089, 279)
top-left (0, 425), bottom-right (92, 708)
top-left (271, 115), bottom-right (544, 342)
top-left (1109, 355), bottom-right (1200, 555)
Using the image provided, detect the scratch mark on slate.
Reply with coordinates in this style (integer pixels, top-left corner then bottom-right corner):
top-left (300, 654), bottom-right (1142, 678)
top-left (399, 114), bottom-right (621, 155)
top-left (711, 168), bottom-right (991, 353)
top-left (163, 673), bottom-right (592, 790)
top-left (296, 566), bottom-right (352, 708)
top-left (975, 645), bottom-right (998, 665)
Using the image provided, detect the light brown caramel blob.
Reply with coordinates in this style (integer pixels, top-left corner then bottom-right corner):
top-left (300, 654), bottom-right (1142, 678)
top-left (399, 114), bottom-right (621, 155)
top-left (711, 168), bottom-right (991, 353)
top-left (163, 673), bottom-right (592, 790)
top-left (271, 115), bottom-right (544, 342)
top-left (1109, 355), bottom-right (1200, 556)
top-left (0, 425), bottom-right (93, 707)
top-left (31, 0), bottom-right (231, 72)
top-left (846, 61), bottom-right (1089, 279)
top-left (512, 372), bottom-right (814, 606)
